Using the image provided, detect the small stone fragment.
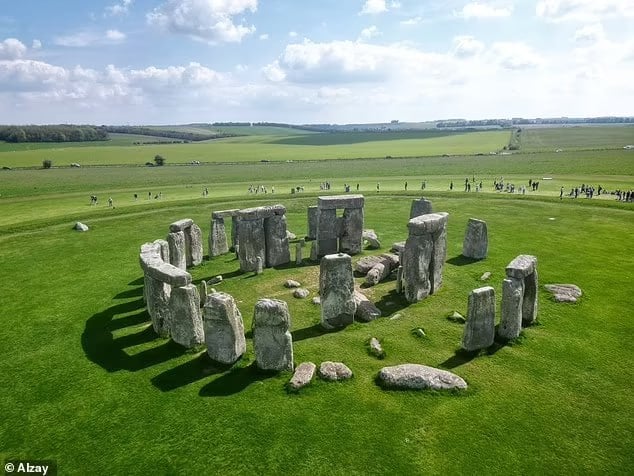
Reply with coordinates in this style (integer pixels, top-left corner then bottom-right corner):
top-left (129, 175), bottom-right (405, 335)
top-left (318, 361), bottom-right (353, 381)
top-left (480, 272), bottom-right (492, 281)
top-left (208, 275), bottom-right (223, 285)
top-left (311, 297), bottom-right (321, 305)
top-left (413, 328), bottom-right (426, 338)
top-left (544, 284), bottom-right (582, 303)
top-left (74, 222), bottom-right (89, 232)
top-left (293, 288), bottom-right (309, 299)
top-left (288, 362), bottom-right (316, 392)
top-left (369, 337), bottom-right (385, 359)
top-left (362, 229), bottom-right (381, 249)
top-left (447, 311), bottom-right (466, 324)
top-left (284, 279), bottom-right (301, 288)
top-left (377, 364), bottom-right (467, 391)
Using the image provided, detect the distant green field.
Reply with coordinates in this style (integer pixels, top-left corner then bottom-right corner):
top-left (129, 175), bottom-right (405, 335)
top-left (0, 130), bottom-right (509, 167)
top-left (519, 126), bottom-right (634, 152)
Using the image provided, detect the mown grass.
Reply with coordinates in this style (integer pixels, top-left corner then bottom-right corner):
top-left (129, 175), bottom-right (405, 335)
top-left (520, 125), bottom-right (634, 152)
top-left (0, 130), bottom-right (509, 167)
top-left (0, 191), bottom-right (632, 475)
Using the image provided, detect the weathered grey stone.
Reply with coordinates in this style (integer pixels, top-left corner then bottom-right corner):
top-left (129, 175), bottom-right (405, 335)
top-left (153, 239), bottom-right (170, 263)
top-left (230, 215), bottom-right (238, 249)
top-left (409, 198), bottom-right (433, 218)
top-left (340, 207), bottom-right (364, 255)
top-left (312, 296), bottom-right (321, 305)
top-left (544, 284), bottom-right (582, 303)
top-left (353, 290), bottom-right (382, 322)
top-left (396, 266), bottom-right (403, 294)
top-left (355, 255), bottom-right (385, 274)
top-left (307, 206), bottom-right (319, 240)
top-left (167, 231), bottom-right (187, 270)
top-left (499, 278), bottom-right (523, 340)
top-left (253, 298), bottom-right (293, 371)
top-left (255, 256), bottom-right (263, 275)
top-left (238, 204), bottom-right (286, 221)
top-left (462, 218), bottom-right (488, 260)
top-left (288, 362), bottom-right (316, 391)
top-left (208, 275), bottom-right (223, 285)
top-left (461, 286), bottom-right (495, 351)
top-left (447, 311), bottom-right (466, 324)
top-left (318, 361), bottom-right (353, 381)
top-left (212, 209), bottom-right (239, 219)
top-left (320, 253), bottom-right (356, 329)
top-left (169, 284), bottom-right (204, 348)
top-left (310, 240), bottom-right (318, 261)
top-left (74, 221), bottom-right (89, 232)
top-left (506, 255), bottom-right (537, 279)
top-left (365, 255), bottom-right (394, 286)
top-left (203, 292), bottom-right (246, 364)
top-left (286, 230), bottom-right (297, 241)
top-left (391, 241), bottom-right (406, 254)
top-left (369, 337), bottom-right (385, 359)
top-left (284, 279), bottom-right (301, 288)
top-left (402, 212), bottom-right (448, 302)
top-left (362, 229), bottom-right (381, 249)
top-left (199, 280), bottom-right (208, 306)
top-left (295, 239), bottom-right (304, 265)
top-left (236, 218), bottom-right (266, 272)
top-left (318, 194), bottom-right (364, 210)
top-left (522, 269), bottom-right (538, 325)
top-left (264, 214), bottom-right (290, 267)
top-left (377, 364), bottom-right (467, 391)
top-left (480, 271), bottom-right (492, 281)
top-left (413, 328), bottom-right (426, 338)
top-left (316, 208), bottom-right (338, 256)
top-left (169, 218), bottom-right (193, 232)
top-left (210, 217), bottom-right (229, 257)
top-left (145, 275), bottom-right (171, 337)
top-left (186, 223), bottom-right (204, 266)
top-left (140, 242), bottom-right (191, 286)
top-left (293, 288), bottom-right (309, 299)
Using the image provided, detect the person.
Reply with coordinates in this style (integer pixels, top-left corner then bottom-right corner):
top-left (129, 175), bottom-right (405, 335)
top-left (450, 181), bottom-right (453, 191)
top-left (560, 187), bottom-right (564, 200)
top-left (404, 181), bottom-right (408, 191)
top-left (148, 191), bottom-right (152, 200)
top-left (356, 183), bottom-right (359, 191)
top-left (108, 197), bottom-right (113, 208)
top-left (376, 183), bottom-right (380, 193)
top-left (133, 193), bottom-right (138, 201)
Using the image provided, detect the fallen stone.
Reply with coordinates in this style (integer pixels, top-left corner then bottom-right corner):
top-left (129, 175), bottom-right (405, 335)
top-left (208, 275), bottom-right (223, 285)
top-left (353, 290), bottom-right (382, 322)
top-left (446, 311), bottom-right (466, 324)
top-left (74, 222), bottom-right (89, 232)
top-left (544, 284), bottom-right (582, 303)
top-left (389, 313), bottom-right (403, 320)
top-left (288, 362), bottom-right (316, 392)
top-left (391, 241), bottom-right (406, 254)
top-left (413, 328), bottom-right (426, 338)
top-left (318, 361), bottom-right (353, 381)
top-left (377, 364), bottom-right (467, 391)
top-left (284, 279), bottom-right (301, 288)
top-left (355, 255), bottom-right (384, 274)
top-left (293, 288), bottom-right (310, 299)
top-left (369, 337), bottom-right (385, 359)
top-left (363, 229), bottom-right (381, 249)
top-left (312, 297), bottom-right (321, 305)
top-left (480, 272), bottom-right (492, 281)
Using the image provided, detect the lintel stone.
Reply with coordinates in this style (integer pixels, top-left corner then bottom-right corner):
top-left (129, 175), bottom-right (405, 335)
top-left (169, 218), bottom-right (194, 232)
top-left (318, 195), bottom-right (364, 210)
top-left (407, 212), bottom-right (449, 235)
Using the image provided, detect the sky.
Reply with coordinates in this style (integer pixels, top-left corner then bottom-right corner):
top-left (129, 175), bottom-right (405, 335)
top-left (0, 0), bottom-right (633, 125)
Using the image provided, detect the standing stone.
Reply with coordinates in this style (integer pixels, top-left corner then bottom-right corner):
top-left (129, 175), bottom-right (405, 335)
top-left (256, 256), bottom-right (263, 275)
top-left (340, 207), bottom-right (364, 254)
top-left (167, 231), bottom-right (187, 270)
top-left (310, 240), bottom-right (318, 261)
top-left (320, 253), bottom-right (356, 329)
top-left (522, 268), bottom-right (538, 326)
top-left (295, 239), bottom-right (304, 265)
top-left (264, 213), bottom-right (291, 267)
top-left (396, 266), bottom-right (404, 294)
top-left (307, 206), bottom-right (318, 240)
top-left (410, 198), bottom-right (433, 219)
top-left (316, 208), bottom-right (338, 256)
top-left (153, 239), bottom-right (170, 263)
top-left (402, 212), bottom-right (448, 303)
top-left (187, 223), bottom-right (204, 266)
top-left (203, 292), bottom-right (246, 364)
top-left (462, 218), bottom-right (488, 260)
top-left (169, 284), bottom-right (204, 348)
top-left (199, 280), bottom-right (208, 306)
top-left (231, 215), bottom-right (239, 250)
top-left (210, 217), bottom-right (229, 257)
top-left (253, 298), bottom-right (294, 371)
top-left (461, 286), bottom-right (495, 351)
top-left (499, 278), bottom-right (523, 340)
top-left (236, 216), bottom-right (266, 272)
top-left (145, 276), bottom-right (171, 337)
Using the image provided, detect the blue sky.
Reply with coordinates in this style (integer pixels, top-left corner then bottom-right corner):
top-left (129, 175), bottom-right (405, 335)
top-left (0, 0), bottom-right (632, 124)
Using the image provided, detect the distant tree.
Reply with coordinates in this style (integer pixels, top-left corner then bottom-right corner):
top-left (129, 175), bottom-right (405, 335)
top-left (154, 155), bottom-right (166, 166)
top-left (42, 159), bottom-right (53, 169)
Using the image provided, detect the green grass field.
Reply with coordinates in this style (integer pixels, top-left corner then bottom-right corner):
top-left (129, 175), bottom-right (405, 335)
top-left (519, 125), bottom-right (634, 152)
top-left (0, 125), bottom-right (632, 475)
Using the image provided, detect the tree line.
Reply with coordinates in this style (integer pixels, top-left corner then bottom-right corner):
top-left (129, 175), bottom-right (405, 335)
top-left (0, 125), bottom-right (108, 143)
top-left (103, 126), bottom-right (238, 142)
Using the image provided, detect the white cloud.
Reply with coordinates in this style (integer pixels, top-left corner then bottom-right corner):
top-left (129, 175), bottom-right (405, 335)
top-left (536, 0), bottom-right (634, 22)
top-left (458, 2), bottom-right (513, 19)
top-left (147, 0), bottom-right (257, 44)
top-left (261, 61), bottom-right (286, 82)
top-left (259, 33), bottom-right (269, 40)
top-left (105, 0), bottom-right (133, 17)
top-left (490, 42), bottom-right (542, 69)
top-left (360, 0), bottom-right (387, 15)
top-left (452, 35), bottom-right (484, 58)
top-left (574, 23), bottom-right (604, 43)
top-left (359, 26), bottom-right (381, 41)
top-left (54, 30), bottom-right (126, 47)
top-left (32, 39), bottom-right (42, 50)
top-left (289, 31), bottom-right (298, 38)
top-left (0, 38), bottom-right (27, 60)
top-left (400, 16), bottom-right (422, 25)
